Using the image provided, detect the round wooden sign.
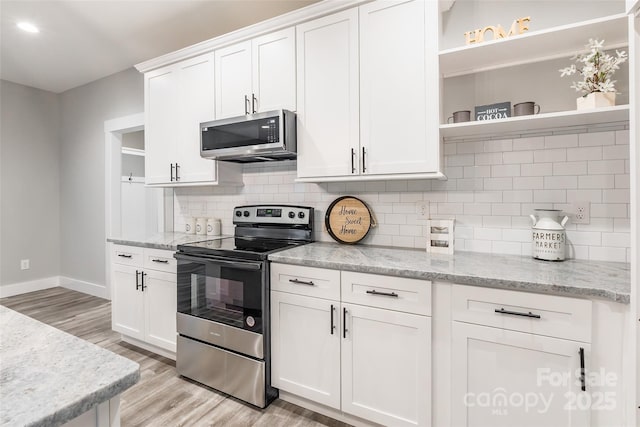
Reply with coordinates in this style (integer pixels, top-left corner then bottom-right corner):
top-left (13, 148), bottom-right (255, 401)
top-left (325, 196), bottom-right (373, 244)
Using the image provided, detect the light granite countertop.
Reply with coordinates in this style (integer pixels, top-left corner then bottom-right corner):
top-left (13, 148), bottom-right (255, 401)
top-left (268, 242), bottom-right (631, 304)
top-left (107, 232), bottom-right (230, 250)
top-left (0, 306), bottom-right (140, 427)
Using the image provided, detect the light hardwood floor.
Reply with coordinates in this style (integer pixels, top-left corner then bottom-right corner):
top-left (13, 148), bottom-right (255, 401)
top-left (1, 287), bottom-right (350, 427)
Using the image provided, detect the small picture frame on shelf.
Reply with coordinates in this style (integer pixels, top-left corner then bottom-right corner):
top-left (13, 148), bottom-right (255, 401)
top-left (475, 101), bottom-right (511, 121)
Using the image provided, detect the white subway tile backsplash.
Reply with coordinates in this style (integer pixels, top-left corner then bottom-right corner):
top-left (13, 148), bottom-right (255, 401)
top-left (579, 131), bottom-right (615, 146)
top-left (601, 232), bottom-right (630, 248)
top-left (513, 176), bottom-right (544, 190)
top-left (503, 150), bottom-right (534, 164)
top-left (521, 163), bottom-right (553, 177)
top-left (484, 177), bottom-right (512, 190)
top-left (534, 149), bottom-right (566, 163)
top-left (566, 147), bottom-right (602, 162)
top-left (589, 246), bottom-right (627, 262)
top-left (578, 175), bottom-right (614, 189)
top-left (534, 190), bottom-right (566, 203)
top-left (602, 145), bottom-right (629, 160)
top-left (545, 134), bottom-right (578, 148)
top-left (615, 174), bottom-right (630, 189)
top-left (588, 159), bottom-right (625, 175)
top-left (602, 189), bottom-right (630, 203)
top-left (544, 176), bottom-right (577, 189)
top-left (615, 130), bottom-right (629, 145)
top-left (513, 136), bottom-right (545, 151)
top-left (475, 152), bottom-right (503, 165)
top-left (484, 139), bottom-right (513, 153)
top-left (175, 130), bottom-right (629, 263)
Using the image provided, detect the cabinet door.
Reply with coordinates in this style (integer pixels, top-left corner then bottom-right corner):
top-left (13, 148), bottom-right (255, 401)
top-left (342, 303), bottom-right (431, 427)
top-left (111, 264), bottom-right (145, 340)
top-left (452, 322), bottom-right (590, 427)
top-left (143, 270), bottom-right (177, 352)
top-left (296, 9), bottom-right (360, 179)
top-left (177, 53), bottom-right (217, 183)
top-left (145, 67), bottom-right (178, 185)
top-left (252, 27), bottom-right (296, 113)
top-left (359, 0), bottom-right (440, 175)
top-left (215, 40), bottom-right (252, 119)
top-left (271, 291), bottom-right (341, 409)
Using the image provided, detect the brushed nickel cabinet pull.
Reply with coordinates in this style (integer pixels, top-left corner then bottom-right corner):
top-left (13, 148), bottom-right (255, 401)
top-left (495, 308), bottom-right (541, 319)
top-left (366, 290), bottom-right (398, 298)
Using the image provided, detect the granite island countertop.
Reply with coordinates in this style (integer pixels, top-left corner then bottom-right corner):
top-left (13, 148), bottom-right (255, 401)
top-left (0, 306), bottom-right (140, 427)
top-left (107, 232), bottom-right (230, 251)
top-left (268, 242), bottom-right (631, 304)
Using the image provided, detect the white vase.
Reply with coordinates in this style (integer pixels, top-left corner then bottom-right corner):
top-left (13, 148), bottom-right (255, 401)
top-left (576, 92), bottom-right (616, 110)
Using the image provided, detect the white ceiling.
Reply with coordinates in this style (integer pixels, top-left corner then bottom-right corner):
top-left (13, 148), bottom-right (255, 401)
top-left (0, 0), bottom-right (319, 93)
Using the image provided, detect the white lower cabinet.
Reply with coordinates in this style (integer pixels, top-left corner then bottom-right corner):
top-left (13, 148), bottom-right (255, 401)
top-left (451, 284), bottom-right (592, 427)
top-left (111, 245), bottom-right (177, 354)
top-left (451, 322), bottom-right (590, 427)
top-left (270, 263), bottom-right (431, 426)
top-left (271, 291), bottom-right (341, 409)
top-left (342, 303), bottom-right (431, 427)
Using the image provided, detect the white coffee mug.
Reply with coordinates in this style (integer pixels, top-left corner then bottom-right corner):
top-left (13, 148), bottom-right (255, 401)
top-left (185, 217), bottom-right (196, 234)
top-left (207, 218), bottom-right (221, 236)
top-left (196, 217), bottom-right (207, 235)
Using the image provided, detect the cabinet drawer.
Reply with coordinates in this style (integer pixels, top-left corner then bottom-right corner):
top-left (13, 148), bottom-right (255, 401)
top-left (143, 248), bottom-right (177, 273)
top-left (112, 244), bottom-right (143, 266)
top-left (270, 263), bottom-right (340, 300)
top-left (452, 284), bottom-right (592, 342)
top-left (341, 271), bottom-right (431, 316)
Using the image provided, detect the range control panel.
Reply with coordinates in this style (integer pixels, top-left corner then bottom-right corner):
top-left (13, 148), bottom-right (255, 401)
top-left (233, 205), bottom-right (313, 226)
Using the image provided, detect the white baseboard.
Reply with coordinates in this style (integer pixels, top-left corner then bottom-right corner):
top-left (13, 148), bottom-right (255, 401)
top-left (59, 276), bottom-right (108, 300)
top-left (120, 335), bottom-right (176, 360)
top-left (278, 391), bottom-right (381, 427)
top-left (0, 276), bottom-right (60, 298)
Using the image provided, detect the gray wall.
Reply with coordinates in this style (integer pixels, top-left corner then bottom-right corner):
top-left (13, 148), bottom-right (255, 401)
top-left (0, 80), bottom-right (61, 285)
top-left (59, 68), bottom-right (143, 285)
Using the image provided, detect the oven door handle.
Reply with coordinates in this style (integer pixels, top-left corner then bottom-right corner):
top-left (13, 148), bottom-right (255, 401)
top-left (174, 253), bottom-right (262, 271)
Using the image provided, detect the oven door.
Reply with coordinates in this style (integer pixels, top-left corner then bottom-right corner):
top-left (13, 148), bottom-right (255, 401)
top-left (175, 253), bottom-right (264, 350)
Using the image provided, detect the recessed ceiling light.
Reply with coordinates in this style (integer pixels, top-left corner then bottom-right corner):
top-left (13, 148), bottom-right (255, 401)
top-left (17, 22), bottom-right (39, 33)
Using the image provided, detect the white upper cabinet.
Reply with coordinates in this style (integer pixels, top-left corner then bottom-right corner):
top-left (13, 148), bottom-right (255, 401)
top-left (145, 67), bottom-right (179, 185)
top-left (215, 27), bottom-right (296, 119)
top-left (176, 55), bottom-right (218, 183)
top-left (253, 28), bottom-right (297, 113)
top-left (145, 53), bottom-right (219, 186)
top-left (627, 0), bottom-right (639, 14)
top-left (359, 0), bottom-right (440, 175)
top-left (296, 0), bottom-right (442, 181)
top-left (296, 8), bottom-right (360, 179)
top-left (215, 41), bottom-right (253, 118)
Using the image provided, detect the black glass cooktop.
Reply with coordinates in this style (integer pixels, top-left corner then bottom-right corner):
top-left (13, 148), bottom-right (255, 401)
top-left (177, 237), bottom-right (303, 261)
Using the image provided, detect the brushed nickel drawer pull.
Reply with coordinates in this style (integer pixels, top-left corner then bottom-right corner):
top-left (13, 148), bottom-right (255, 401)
top-left (495, 308), bottom-right (541, 319)
top-left (289, 278), bottom-right (315, 286)
top-left (118, 254), bottom-right (132, 258)
top-left (152, 259), bottom-right (169, 264)
top-left (366, 290), bottom-right (398, 298)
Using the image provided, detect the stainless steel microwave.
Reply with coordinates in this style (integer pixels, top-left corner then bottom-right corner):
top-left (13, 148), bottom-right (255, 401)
top-left (200, 109), bottom-right (296, 163)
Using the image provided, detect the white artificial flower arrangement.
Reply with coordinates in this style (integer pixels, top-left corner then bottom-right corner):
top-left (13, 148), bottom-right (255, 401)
top-left (559, 38), bottom-right (627, 96)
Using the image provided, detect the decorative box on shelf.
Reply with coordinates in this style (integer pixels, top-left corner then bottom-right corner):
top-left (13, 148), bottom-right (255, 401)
top-left (426, 219), bottom-right (455, 255)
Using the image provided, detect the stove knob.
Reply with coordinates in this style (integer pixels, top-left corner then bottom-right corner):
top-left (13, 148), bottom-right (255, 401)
top-left (243, 211), bottom-right (250, 217)
top-left (288, 211), bottom-right (296, 219)
top-left (298, 211), bottom-right (305, 219)
top-left (235, 211), bottom-right (242, 217)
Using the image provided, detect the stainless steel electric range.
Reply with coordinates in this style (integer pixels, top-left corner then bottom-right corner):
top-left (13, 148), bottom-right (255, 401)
top-left (174, 205), bottom-right (314, 408)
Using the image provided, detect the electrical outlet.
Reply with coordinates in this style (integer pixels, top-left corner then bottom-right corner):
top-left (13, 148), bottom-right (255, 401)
top-left (416, 201), bottom-right (429, 220)
top-left (572, 201), bottom-right (590, 224)
top-left (20, 259), bottom-right (30, 270)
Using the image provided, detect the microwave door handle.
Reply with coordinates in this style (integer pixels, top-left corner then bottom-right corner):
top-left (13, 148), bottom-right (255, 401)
top-left (174, 253), bottom-right (262, 271)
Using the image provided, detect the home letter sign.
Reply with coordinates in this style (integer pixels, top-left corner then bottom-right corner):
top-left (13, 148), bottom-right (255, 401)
top-left (464, 16), bottom-right (531, 45)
